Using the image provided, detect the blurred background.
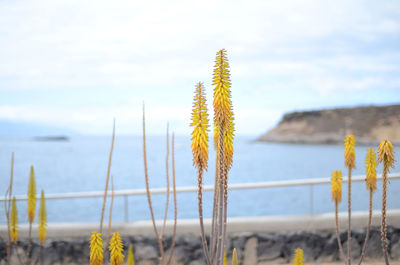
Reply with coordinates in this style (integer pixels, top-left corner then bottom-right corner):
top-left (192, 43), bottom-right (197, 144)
top-left (0, 0), bottom-right (399, 223)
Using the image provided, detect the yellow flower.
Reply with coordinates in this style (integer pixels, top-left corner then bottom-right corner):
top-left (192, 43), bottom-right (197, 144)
top-left (344, 135), bottom-right (356, 169)
top-left (126, 244), bottom-right (134, 265)
top-left (293, 248), bottom-right (304, 265)
top-left (109, 232), bottom-right (124, 265)
top-left (365, 148), bottom-right (377, 192)
top-left (331, 170), bottom-right (343, 203)
top-left (10, 197), bottom-right (18, 243)
top-left (191, 82), bottom-right (209, 170)
top-left (232, 248), bottom-right (238, 265)
top-left (27, 165), bottom-right (37, 223)
top-left (90, 232), bottom-right (103, 265)
top-left (378, 140), bottom-right (395, 170)
top-left (212, 49), bottom-right (235, 169)
top-left (213, 49), bottom-right (232, 127)
top-left (38, 190), bottom-right (47, 244)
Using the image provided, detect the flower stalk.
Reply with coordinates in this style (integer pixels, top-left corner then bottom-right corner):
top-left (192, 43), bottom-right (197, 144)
top-left (331, 170), bottom-right (346, 264)
top-left (378, 140), bottom-right (395, 265)
top-left (344, 135), bottom-right (356, 265)
top-left (358, 148), bottom-right (377, 265)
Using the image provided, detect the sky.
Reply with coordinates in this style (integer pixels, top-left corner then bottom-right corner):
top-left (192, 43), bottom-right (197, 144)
top-left (0, 0), bottom-right (399, 136)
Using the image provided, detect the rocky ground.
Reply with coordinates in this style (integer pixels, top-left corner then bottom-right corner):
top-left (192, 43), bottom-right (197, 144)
top-left (1, 227), bottom-right (400, 265)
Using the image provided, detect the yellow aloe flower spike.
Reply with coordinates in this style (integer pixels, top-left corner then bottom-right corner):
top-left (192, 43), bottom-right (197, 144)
top-left (378, 140), bottom-right (395, 169)
top-left (331, 170), bottom-right (343, 203)
top-left (378, 139), bottom-right (395, 264)
top-left (212, 49), bottom-right (235, 170)
top-left (223, 252), bottom-right (227, 265)
top-left (109, 232), bottom-right (124, 265)
top-left (126, 244), bottom-right (134, 265)
top-left (365, 148), bottom-right (377, 192)
top-left (38, 189), bottom-right (47, 244)
top-left (27, 165), bottom-right (37, 223)
top-left (190, 82), bottom-right (209, 170)
top-left (232, 248), bottom-right (238, 265)
top-left (344, 135), bottom-right (356, 169)
top-left (293, 248), bottom-right (304, 265)
top-left (213, 49), bottom-right (232, 127)
top-left (90, 232), bottom-right (103, 265)
top-left (10, 196), bottom-right (18, 243)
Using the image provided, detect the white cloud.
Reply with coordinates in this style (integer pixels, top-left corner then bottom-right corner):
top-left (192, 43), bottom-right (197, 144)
top-left (0, 0), bottom-right (399, 134)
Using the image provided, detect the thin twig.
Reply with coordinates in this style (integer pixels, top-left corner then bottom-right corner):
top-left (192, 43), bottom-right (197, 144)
top-left (105, 174), bottom-right (115, 251)
top-left (27, 222), bottom-right (32, 265)
top-left (381, 166), bottom-right (390, 265)
top-left (4, 153), bottom-right (14, 265)
top-left (13, 242), bottom-right (25, 265)
top-left (167, 133), bottom-right (178, 265)
top-left (160, 124), bottom-right (170, 239)
top-left (358, 191), bottom-right (373, 265)
top-left (33, 244), bottom-right (43, 265)
top-left (210, 161), bottom-right (219, 263)
top-left (347, 167), bottom-right (352, 265)
top-left (197, 167), bottom-right (212, 265)
top-left (142, 103), bottom-right (166, 265)
top-left (216, 127), bottom-right (226, 265)
top-left (100, 119), bottom-right (116, 234)
top-left (335, 201), bottom-right (347, 264)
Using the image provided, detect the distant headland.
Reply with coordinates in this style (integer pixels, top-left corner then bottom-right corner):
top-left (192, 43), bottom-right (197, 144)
top-left (257, 104), bottom-right (400, 144)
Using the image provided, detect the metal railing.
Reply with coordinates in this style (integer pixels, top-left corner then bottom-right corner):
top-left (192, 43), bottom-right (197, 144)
top-left (2, 173), bottom-right (400, 222)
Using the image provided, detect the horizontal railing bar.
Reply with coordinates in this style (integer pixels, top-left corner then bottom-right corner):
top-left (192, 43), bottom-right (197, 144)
top-left (4, 173), bottom-right (400, 201)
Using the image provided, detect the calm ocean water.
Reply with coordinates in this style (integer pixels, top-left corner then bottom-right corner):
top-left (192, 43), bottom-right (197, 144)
top-left (0, 135), bottom-right (399, 224)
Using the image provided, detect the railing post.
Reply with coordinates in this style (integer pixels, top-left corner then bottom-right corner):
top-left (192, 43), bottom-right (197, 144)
top-left (124, 195), bottom-right (129, 223)
top-left (309, 184), bottom-right (314, 216)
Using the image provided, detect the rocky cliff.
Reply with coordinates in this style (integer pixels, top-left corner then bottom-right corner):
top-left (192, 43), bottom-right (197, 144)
top-left (258, 104), bottom-right (400, 144)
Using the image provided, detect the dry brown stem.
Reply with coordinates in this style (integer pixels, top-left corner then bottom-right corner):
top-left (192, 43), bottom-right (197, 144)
top-left (160, 124), bottom-right (170, 239)
top-left (335, 201), bottom-right (347, 264)
top-left (347, 167), bottom-right (352, 265)
top-left (99, 119), bottom-right (116, 233)
top-left (167, 133), bottom-right (178, 265)
top-left (4, 152), bottom-right (14, 265)
top-left (358, 190), bottom-right (373, 265)
top-left (142, 104), bottom-right (166, 265)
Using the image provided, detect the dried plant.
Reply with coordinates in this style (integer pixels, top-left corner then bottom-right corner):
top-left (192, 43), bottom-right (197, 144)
top-left (142, 104), bottom-right (178, 265)
top-left (109, 232), bottom-right (124, 265)
top-left (378, 140), bottom-right (395, 265)
top-left (358, 148), bottom-right (377, 265)
top-left (293, 248), bottom-right (304, 265)
top-left (90, 232), bottom-right (104, 265)
top-left (344, 134), bottom-right (356, 265)
top-left (126, 244), bottom-right (134, 265)
top-left (106, 175), bottom-right (115, 251)
top-left (331, 170), bottom-right (346, 264)
top-left (100, 119), bottom-right (116, 234)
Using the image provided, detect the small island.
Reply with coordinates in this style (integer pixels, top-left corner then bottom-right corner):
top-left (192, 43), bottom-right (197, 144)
top-left (257, 104), bottom-right (400, 144)
top-left (33, 136), bottom-right (70, 141)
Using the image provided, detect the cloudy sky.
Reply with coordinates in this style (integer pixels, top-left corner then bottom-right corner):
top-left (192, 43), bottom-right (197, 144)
top-left (0, 0), bottom-right (399, 136)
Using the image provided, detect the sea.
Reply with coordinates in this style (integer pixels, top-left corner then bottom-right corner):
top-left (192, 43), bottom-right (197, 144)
top-left (0, 135), bottom-right (399, 224)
